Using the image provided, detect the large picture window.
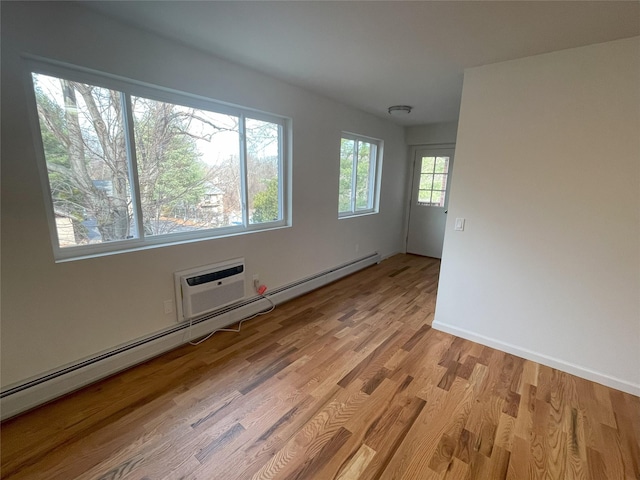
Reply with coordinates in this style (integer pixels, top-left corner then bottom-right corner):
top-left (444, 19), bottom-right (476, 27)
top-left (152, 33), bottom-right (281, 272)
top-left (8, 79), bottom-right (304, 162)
top-left (338, 133), bottom-right (382, 217)
top-left (28, 61), bottom-right (288, 260)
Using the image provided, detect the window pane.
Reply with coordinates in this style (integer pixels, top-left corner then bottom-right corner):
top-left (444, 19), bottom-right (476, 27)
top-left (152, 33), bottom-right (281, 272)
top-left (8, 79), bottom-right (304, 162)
top-left (339, 138), bottom-right (355, 213)
top-left (435, 157), bottom-right (449, 174)
top-left (132, 97), bottom-right (241, 235)
top-left (355, 141), bottom-right (374, 210)
top-left (418, 189), bottom-right (432, 204)
top-left (247, 118), bottom-right (281, 224)
top-left (420, 174), bottom-right (434, 191)
top-left (432, 174), bottom-right (446, 191)
top-left (431, 190), bottom-right (444, 206)
top-left (421, 156), bottom-right (435, 173)
top-left (32, 73), bottom-right (136, 247)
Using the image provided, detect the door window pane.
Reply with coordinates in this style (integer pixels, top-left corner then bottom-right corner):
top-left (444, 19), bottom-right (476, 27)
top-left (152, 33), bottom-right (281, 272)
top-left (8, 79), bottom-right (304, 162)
top-left (432, 174), bottom-right (446, 191)
top-left (420, 174), bottom-right (434, 191)
top-left (421, 156), bottom-right (435, 173)
top-left (435, 157), bottom-right (449, 173)
top-left (418, 189), bottom-right (432, 204)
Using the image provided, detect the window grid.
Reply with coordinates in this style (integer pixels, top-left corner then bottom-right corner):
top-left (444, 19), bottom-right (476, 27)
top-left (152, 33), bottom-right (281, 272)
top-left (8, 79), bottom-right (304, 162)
top-left (417, 156), bottom-right (449, 207)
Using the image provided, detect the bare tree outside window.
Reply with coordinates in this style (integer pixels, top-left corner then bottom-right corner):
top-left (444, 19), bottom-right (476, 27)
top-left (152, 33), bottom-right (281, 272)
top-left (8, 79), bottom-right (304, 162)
top-left (32, 71), bottom-right (286, 255)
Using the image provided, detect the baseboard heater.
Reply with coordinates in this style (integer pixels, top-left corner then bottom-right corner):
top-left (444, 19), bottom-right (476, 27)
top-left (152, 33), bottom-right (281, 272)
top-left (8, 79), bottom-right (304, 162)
top-left (0, 252), bottom-right (381, 420)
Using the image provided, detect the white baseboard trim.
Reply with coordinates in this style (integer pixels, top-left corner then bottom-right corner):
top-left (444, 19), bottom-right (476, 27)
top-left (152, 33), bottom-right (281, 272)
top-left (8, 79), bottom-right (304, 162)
top-left (380, 250), bottom-right (402, 261)
top-left (1, 253), bottom-right (381, 420)
top-left (432, 320), bottom-right (640, 397)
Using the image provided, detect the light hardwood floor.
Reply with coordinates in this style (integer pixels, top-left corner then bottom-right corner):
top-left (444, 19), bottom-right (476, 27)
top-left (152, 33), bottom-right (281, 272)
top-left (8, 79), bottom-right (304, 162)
top-left (1, 254), bottom-right (639, 479)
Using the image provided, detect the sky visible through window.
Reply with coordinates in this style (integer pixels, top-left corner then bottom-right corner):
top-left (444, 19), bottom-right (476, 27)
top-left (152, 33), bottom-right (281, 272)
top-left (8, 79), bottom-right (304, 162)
top-left (32, 72), bottom-right (282, 253)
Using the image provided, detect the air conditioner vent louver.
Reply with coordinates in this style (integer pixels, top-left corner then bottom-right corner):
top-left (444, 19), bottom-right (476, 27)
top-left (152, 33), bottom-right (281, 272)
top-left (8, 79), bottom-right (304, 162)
top-left (174, 259), bottom-right (245, 322)
top-left (185, 265), bottom-right (244, 286)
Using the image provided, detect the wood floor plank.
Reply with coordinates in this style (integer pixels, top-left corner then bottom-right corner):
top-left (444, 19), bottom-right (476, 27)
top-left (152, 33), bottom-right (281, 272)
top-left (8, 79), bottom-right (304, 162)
top-left (334, 443), bottom-right (376, 480)
top-left (1, 254), bottom-right (638, 480)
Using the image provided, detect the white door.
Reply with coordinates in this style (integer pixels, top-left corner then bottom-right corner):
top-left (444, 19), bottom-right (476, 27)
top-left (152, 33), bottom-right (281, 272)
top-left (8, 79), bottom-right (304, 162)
top-left (406, 148), bottom-right (454, 258)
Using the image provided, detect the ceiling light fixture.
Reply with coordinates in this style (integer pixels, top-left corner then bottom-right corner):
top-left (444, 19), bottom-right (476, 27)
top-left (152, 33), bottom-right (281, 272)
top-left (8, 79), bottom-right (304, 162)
top-left (388, 105), bottom-right (412, 116)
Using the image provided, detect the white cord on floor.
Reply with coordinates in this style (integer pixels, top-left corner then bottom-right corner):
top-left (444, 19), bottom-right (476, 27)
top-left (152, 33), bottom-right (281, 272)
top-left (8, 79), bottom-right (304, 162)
top-left (186, 294), bottom-right (276, 346)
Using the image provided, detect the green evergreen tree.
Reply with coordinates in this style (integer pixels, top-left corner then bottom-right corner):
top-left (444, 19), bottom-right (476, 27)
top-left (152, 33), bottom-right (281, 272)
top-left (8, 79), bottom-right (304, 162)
top-left (252, 178), bottom-right (279, 223)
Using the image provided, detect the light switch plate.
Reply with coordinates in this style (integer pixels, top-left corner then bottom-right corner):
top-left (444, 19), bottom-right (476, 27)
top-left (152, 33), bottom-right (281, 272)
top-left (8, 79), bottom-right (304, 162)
top-left (455, 218), bottom-right (465, 231)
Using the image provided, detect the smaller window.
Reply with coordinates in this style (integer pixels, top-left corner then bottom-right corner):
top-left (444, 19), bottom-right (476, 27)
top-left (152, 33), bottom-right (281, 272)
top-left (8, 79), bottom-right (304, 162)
top-left (418, 156), bottom-right (449, 207)
top-left (338, 133), bottom-right (382, 217)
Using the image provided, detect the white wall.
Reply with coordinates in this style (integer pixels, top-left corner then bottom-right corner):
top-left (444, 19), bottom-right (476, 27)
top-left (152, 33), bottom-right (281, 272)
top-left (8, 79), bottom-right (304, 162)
top-left (405, 121), bottom-right (458, 146)
top-left (0, 2), bottom-right (407, 388)
top-left (434, 37), bottom-right (640, 395)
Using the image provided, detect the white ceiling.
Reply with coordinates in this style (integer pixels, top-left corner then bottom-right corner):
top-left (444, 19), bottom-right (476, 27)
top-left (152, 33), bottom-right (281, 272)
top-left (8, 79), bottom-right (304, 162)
top-left (84, 1), bottom-right (639, 126)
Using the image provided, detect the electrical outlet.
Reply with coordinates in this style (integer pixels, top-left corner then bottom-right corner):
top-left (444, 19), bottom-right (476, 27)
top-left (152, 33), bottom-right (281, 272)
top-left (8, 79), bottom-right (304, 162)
top-left (355, 243), bottom-right (359, 253)
top-left (163, 299), bottom-right (174, 315)
top-left (253, 274), bottom-right (260, 290)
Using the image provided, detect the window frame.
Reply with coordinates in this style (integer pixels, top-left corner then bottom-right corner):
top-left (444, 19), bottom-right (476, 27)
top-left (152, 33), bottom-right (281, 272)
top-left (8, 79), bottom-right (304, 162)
top-left (417, 155), bottom-right (450, 207)
top-left (338, 132), bottom-right (383, 218)
top-left (24, 57), bottom-right (291, 262)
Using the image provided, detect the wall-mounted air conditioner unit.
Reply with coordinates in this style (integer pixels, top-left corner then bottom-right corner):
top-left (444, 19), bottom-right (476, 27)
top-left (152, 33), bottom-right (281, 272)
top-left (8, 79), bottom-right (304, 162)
top-left (174, 258), bottom-right (245, 322)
